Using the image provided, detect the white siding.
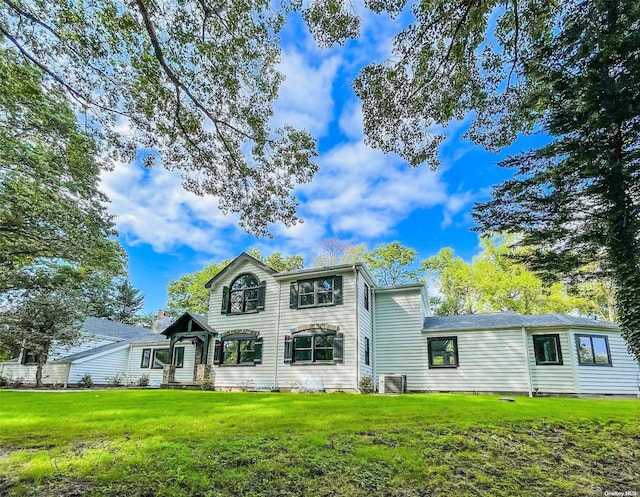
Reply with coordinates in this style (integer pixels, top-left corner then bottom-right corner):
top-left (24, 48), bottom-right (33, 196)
top-left (0, 362), bottom-right (70, 385)
top-left (572, 330), bottom-right (640, 394)
top-left (68, 347), bottom-right (130, 385)
top-left (128, 344), bottom-right (170, 385)
top-left (527, 330), bottom-right (576, 393)
top-left (276, 268), bottom-right (359, 391)
top-left (374, 289), bottom-right (426, 392)
top-left (422, 329), bottom-right (530, 393)
top-left (358, 273), bottom-right (373, 381)
top-left (173, 342), bottom-right (197, 383)
top-left (207, 259), bottom-right (280, 388)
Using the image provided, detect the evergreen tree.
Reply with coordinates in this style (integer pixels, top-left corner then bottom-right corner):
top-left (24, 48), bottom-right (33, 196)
top-left (474, 1), bottom-right (640, 360)
top-left (111, 278), bottom-right (145, 325)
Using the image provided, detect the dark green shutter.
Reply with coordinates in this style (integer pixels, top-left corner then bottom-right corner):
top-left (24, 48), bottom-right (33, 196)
top-left (289, 282), bottom-right (299, 308)
top-left (254, 338), bottom-right (263, 364)
top-left (213, 341), bottom-right (223, 365)
top-left (256, 281), bottom-right (266, 310)
top-left (284, 335), bottom-right (293, 363)
top-left (333, 333), bottom-right (344, 363)
top-left (334, 276), bottom-right (343, 305)
top-left (221, 286), bottom-right (229, 314)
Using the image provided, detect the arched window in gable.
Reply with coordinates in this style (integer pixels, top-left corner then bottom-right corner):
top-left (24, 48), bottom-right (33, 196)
top-left (221, 273), bottom-right (266, 314)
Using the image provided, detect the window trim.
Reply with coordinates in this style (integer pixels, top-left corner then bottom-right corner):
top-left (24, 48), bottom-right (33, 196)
top-left (172, 346), bottom-right (185, 368)
top-left (140, 348), bottom-right (151, 368)
top-left (221, 338), bottom-right (256, 366)
top-left (427, 336), bottom-right (459, 369)
top-left (227, 273), bottom-right (261, 314)
top-left (292, 331), bottom-right (336, 364)
top-left (364, 283), bottom-right (370, 311)
top-left (532, 334), bottom-right (564, 366)
top-left (151, 348), bottom-right (172, 369)
top-left (575, 334), bottom-right (613, 367)
top-left (298, 277), bottom-right (335, 308)
top-left (215, 332), bottom-right (262, 367)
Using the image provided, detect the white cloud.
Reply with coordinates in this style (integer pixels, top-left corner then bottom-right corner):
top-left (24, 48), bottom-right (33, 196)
top-left (441, 191), bottom-right (476, 228)
top-left (100, 161), bottom-right (239, 257)
top-left (98, 26), bottom-right (480, 263)
top-left (272, 49), bottom-right (341, 137)
top-left (338, 100), bottom-right (363, 140)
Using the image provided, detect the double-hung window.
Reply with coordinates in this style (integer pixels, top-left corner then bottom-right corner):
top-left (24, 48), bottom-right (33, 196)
top-left (290, 276), bottom-right (343, 308)
top-left (293, 335), bottom-right (334, 362)
top-left (284, 328), bottom-right (344, 364)
top-left (364, 283), bottom-right (370, 311)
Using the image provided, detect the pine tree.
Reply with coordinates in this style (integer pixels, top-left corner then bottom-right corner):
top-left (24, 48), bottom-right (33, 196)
top-left (474, 1), bottom-right (640, 360)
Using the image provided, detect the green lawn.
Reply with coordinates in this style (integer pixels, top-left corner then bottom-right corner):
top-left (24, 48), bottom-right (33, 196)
top-left (0, 390), bottom-right (638, 497)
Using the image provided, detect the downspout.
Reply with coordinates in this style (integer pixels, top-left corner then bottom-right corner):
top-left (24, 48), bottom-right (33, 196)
top-left (124, 342), bottom-right (132, 386)
top-left (372, 287), bottom-right (377, 392)
top-left (354, 265), bottom-right (360, 392)
top-left (274, 278), bottom-right (282, 388)
top-left (522, 326), bottom-right (534, 398)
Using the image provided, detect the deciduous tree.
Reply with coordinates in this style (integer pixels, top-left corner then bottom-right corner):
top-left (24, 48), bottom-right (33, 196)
top-left (0, 45), bottom-right (124, 277)
top-left (0, 1), bottom-right (318, 236)
top-left (364, 241), bottom-right (421, 286)
top-left (423, 237), bottom-right (595, 317)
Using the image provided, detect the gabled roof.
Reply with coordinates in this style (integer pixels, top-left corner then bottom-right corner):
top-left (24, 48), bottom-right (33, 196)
top-left (82, 317), bottom-right (153, 340)
top-left (273, 262), bottom-right (379, 287)
top-left (423, 312), bottom-right (619, 332)
top-left (161, 312), bottom-right (217, 336)
top-left (204, 252), bottom-right (276, 289)
top-left (53, 340), bottom-right (129, 363)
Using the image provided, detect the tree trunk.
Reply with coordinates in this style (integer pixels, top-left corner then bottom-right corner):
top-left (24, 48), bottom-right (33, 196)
top-left (35, 358), bottom-right (44, 388)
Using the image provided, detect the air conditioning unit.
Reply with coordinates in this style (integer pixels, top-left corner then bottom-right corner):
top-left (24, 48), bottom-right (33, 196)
top-left (378, 374), bottom-right (407, 394)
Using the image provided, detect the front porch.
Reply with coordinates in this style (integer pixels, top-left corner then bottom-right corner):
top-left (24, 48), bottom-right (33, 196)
top-left (159, 312), bottom-right (217, 388)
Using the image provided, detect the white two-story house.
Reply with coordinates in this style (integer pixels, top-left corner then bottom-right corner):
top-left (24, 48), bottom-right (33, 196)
top-left (4, 252), bottom-right (638, 395)
top-left (157, 252), bottom-right (382, 391)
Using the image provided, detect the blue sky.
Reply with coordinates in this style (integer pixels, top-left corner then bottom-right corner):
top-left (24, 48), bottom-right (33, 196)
top-left (99, 8), bottom-right (547, 314)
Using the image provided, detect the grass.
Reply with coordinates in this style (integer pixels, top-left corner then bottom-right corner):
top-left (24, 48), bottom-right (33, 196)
top-left (0, 390), bottom-right (638, 496)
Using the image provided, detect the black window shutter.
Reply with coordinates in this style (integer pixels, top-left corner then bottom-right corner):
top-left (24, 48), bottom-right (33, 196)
top-left (221, 286), bottom-right (229, 314)
top-left (254, 338), bottom-right (263, 364)
top-left (284, 335), bottom-right (293, 363)
top-left (213, 341), bottom-right (223, 365)
top-left (334, 276), bottom-right (343, 305)
top-left (289, 282), bottom-right (299, 308)
top-left (256, 281), bottom-right (266, 310)
top-left (333, 333), bottom-right (344, 363)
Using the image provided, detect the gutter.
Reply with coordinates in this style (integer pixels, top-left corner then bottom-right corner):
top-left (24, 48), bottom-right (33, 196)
top-left (354, 265), bottom-right (360, 391)
top-left (421, 323), bottom-right (619, 334)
